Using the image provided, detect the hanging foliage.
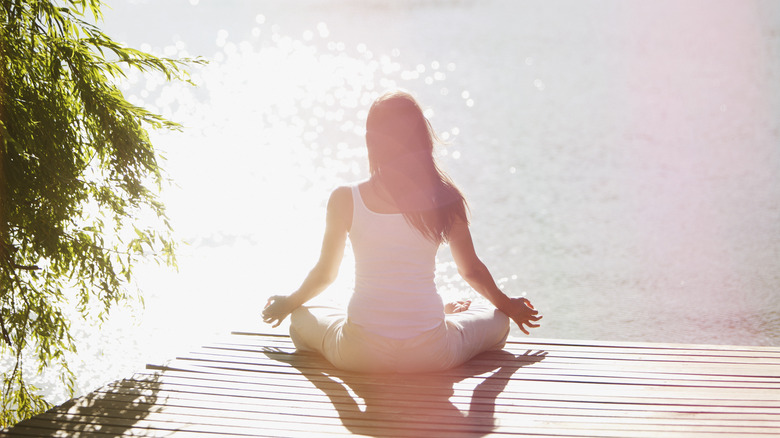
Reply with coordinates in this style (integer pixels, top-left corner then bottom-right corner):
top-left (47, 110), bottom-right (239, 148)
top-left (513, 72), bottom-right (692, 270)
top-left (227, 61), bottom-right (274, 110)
top-left (0, 0), bottom-right (198, 425)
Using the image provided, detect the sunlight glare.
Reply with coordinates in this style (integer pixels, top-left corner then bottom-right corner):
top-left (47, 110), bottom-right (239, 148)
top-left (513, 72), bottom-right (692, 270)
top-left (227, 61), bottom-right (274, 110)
top-left (110, 10), bottom-right (478, 341)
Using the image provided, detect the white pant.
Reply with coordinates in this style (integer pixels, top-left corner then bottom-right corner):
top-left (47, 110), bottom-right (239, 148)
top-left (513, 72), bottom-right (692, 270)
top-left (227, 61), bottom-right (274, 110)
top-left (289, 305), bottom-right (510, 373)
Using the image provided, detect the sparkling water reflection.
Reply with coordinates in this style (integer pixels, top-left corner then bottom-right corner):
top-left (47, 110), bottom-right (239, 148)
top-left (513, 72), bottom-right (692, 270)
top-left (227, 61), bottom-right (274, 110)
top-left (27, 0), bottom-right (780, 402)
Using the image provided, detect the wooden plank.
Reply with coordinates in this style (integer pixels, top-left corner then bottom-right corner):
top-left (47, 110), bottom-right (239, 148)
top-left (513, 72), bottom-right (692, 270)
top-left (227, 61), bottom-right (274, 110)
top-left (153, 357), bottom-right (780, 401)
top-left (18, 400), bottom-right (780, 438)
top-left (186, 357), bottom-right (780, 383)
top-left (127, 372), bottom-right (780, 415)
top-left (122, 373), bottom-right (780, 421)
top-left (508, 337), bottom-right (780, 354)
top-left (83, 379), bottom-right (780, 428)
top-left (143, 358), bottom-right (780, 404)
top-left (216, 341), bottom-right (780, 377)
top-left (204, 341), bottom-right (780, 369)
top-left (232, 331), bottom-right (780, 354)
top-left (133, 370), bottom-right (780, 407)
top-left (186, 347), bottom-right (780, 385)
top-left (29, 404), bottom-right (780, 436)
top-left (3, 425), bottom-right (251, 438)
top-left (232, 332), bottom-right (780, 362)
top-left (172, 346), bottom-right (780, 379)
top-left (78, 383), bottom-right (780, 422)
top-left (209, 343), bottom-right (780, 367)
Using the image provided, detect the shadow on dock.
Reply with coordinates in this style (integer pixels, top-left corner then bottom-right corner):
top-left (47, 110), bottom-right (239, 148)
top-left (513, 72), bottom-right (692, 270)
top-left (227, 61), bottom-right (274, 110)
top-left (262, 347), bottom-right (547, 437)
top-left (6, 373), bottom-right (166, 437)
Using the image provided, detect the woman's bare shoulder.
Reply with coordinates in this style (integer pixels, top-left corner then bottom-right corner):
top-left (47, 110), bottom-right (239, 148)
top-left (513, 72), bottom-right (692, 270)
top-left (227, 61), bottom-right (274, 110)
top-left (327, 185), bottom-right (354, 230)
top-left (329, 185), bottom-right (353, 204)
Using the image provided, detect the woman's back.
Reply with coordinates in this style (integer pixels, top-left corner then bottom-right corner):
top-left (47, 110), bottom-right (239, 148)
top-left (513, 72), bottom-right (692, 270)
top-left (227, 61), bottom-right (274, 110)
top-left (347, 183), bottom-right (445, 339)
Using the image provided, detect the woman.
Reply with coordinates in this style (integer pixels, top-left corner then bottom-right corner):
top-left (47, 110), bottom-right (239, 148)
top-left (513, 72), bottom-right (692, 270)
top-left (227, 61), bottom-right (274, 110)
top-left (262, 90), bottom-right (541, 373)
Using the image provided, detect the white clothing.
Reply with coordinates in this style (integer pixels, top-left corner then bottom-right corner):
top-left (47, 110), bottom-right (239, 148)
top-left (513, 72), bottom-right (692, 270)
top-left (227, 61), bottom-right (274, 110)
top-left (288, 182), bottom-right (510, 373)
top-left (291, 304), bottom-right (509, 373)
top-left (347, 184), bottom-right (444, 339)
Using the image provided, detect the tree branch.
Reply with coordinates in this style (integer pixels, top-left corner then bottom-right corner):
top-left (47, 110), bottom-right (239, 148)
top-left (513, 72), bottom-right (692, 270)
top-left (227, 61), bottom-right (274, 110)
top-left (0, 314), bottom-right (11, 347)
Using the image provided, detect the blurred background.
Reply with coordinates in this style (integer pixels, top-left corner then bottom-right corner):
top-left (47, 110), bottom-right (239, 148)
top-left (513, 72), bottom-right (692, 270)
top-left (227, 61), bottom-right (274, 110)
top-left (44, 0), bottom-right (780, 401)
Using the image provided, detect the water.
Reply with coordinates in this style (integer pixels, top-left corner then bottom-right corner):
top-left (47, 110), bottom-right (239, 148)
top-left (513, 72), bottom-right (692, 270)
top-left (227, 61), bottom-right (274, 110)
top-left (19, 0), bottom-right (780, 402)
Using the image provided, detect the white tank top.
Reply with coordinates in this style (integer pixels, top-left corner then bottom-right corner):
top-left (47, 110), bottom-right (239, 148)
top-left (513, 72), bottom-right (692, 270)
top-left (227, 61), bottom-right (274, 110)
top-left (347, 184), bottom-right (445, 339)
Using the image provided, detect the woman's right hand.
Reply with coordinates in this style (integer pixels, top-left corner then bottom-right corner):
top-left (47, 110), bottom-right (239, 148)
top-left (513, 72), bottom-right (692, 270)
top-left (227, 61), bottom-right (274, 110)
top-left (262, 295), bottom-right (297, 328)
top-left (444, 299), bottom-right (472, 314)
top-left (504, 297), bottom-right (542, 335)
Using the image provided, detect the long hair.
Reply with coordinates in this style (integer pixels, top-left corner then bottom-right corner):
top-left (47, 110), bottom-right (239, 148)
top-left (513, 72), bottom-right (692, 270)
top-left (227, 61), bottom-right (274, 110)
top-left (365, 91), bottom-right (468, 243)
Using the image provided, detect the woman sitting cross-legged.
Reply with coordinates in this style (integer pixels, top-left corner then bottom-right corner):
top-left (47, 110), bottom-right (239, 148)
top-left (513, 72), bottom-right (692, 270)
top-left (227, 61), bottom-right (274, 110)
top-left (262, 90), bottom-right (541, 373)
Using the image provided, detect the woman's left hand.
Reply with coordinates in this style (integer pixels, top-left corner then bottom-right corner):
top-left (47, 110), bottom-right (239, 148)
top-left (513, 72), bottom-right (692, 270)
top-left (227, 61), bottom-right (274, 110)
top-left (504, 297), bottom-right (542, 335)
top-left (444, 299), bottom-right (472, 314)
top-left (262, 295), bottom-right (297, 327)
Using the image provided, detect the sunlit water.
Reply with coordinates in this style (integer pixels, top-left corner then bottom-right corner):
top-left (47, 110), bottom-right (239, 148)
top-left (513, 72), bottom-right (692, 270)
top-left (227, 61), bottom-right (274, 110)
top-left (17, 0), bottom-right (780, 402)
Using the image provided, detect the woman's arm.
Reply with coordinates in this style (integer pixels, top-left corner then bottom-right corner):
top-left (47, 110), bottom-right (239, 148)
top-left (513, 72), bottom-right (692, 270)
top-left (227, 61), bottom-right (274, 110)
top-left (262, 186), bottom-right (352, 327)
top-left (448, 219), bottom-right (541, 334)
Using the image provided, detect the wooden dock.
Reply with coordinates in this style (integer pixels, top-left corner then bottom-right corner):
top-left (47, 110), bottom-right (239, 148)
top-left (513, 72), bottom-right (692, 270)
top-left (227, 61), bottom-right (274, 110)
top-left (5, 331), bottom-right (780, 437)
